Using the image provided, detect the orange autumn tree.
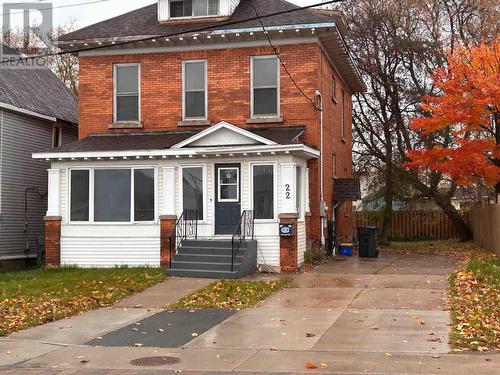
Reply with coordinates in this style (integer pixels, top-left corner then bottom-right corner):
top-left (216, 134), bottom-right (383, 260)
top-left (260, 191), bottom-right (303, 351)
top-left (406, 41), bottom-right (500, 191)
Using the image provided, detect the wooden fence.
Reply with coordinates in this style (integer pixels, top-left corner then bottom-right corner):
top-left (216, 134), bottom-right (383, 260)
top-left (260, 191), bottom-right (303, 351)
top-left (470, 204), bottom-right (500, 256)
top-left (354, 210), bottom-right (471, 240)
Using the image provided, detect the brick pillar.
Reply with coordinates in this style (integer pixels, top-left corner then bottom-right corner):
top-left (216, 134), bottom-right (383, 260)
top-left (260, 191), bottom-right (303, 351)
top-left (279, 213), bottom-right (299, 272)
top-left (160, 215), bottom-right (177, 269)
top-left (44, 216), bottom-right (61, 268)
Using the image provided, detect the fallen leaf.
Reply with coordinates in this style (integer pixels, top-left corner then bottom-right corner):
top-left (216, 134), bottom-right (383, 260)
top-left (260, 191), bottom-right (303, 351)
top-left (370, 325), bottom-right (379, 330)
top-left (305, 362), bottom-right (317, 369)
top-left (385, 352), bottom-right (392, 357)
top-left (96, 336), bottom-right (103, 340)
top-left (270, 347), bottom-right (279, 352)
top-left (319, 363), bottom-right (328, 368)
top-left (191, 333), bottom-right (199, 337)
top-left (306, 333), bottom-right (316, 338)
top-left (158, 328), bottom-right (165, 332)
top-left (134, 343), bottom-right (144, 347)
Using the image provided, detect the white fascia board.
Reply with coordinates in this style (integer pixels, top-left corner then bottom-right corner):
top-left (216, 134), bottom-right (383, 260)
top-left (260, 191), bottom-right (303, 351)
top-left (0, 102), bottom-right (56, 122)
top-left (171, 121), bottom-right (277, 148)
top-left (210, 22), bottom-right (337, 35)
top-left (33, 143), bottom-right (320, 160)
top-left (79, 37), bottom-right (318, 57)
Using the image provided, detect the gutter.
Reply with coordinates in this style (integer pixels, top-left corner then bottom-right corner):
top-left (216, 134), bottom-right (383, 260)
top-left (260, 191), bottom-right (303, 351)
top-left (0, 102), bottom-right (57, 122)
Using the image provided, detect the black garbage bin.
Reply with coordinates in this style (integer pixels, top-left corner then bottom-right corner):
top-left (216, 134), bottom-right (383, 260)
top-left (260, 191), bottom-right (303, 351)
top-left (358, 226), bottom-right (378, 258)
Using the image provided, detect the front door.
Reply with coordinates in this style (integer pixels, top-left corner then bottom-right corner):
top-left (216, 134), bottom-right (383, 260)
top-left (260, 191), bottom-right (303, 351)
top-left (215, 164), bottom-right (241, 235)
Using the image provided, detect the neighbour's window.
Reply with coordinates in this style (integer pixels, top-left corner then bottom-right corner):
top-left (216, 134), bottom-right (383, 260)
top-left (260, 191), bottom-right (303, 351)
top-left (182, 167), bottom-right (204, 220)
top-left (183, 60), bottom-right (207, 119)
top-left (115, 64), bottom-right (140, 122)
top-left (69, 168), bottom-right (155, 223)
top-left (341, 89), bottom-right (346, 140)
top-left (253, 165), bottom-right (274, 220)
top-left (332, 154), bottom-right (337, 178)
top-left (296, 166), bottom-right (303, 217)
top-left (332, 76), bottom-right (337, 101)
top-left (252, 56), bottom-right (279, 117)
top-left (170, 0), bottom-right (219, 18)
top-left (52, 125), bottom-right (62, 148)
top-left (70, 170), bottom-right (89, 221)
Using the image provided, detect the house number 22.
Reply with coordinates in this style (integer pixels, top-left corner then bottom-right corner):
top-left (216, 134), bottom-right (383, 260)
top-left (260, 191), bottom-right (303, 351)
top-left (285, 184), bottom-right (291, 199)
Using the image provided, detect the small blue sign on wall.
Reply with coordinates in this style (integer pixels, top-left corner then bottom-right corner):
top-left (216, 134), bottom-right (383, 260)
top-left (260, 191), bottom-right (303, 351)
top-left (279, 223), bottom-right (295, 237)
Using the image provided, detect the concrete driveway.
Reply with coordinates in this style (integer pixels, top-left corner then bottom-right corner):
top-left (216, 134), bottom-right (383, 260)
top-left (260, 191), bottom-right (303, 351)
top-left (1, 251), bottom-right (498, 374)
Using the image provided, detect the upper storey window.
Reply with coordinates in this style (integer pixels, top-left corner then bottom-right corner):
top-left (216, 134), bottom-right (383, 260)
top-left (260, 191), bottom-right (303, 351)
top-left (114, 64), bottom-right (140, 123)
top-left (170, 0), bottom-right (219, 18)
top-left (251, 56), bottom-right (280, 118)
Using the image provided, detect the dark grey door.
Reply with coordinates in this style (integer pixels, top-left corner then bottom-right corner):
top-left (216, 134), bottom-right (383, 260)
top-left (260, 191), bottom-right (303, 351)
top-left (215, 164), bottom-right (241, 235)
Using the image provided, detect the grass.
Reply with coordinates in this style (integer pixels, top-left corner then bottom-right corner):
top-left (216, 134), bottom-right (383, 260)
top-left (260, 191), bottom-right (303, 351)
top-left (170, 279), bottom-right (292, 310)
top-left (0, 267), bottom-right (166, 336)
top-left (387, 240), bottom-right (483, 260)
top-left (448, 254), bottom-right (499, 352)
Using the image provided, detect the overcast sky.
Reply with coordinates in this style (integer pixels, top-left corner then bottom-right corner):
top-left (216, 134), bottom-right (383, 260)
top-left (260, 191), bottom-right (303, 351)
top-left (1, 0), bottom-right (324, 31)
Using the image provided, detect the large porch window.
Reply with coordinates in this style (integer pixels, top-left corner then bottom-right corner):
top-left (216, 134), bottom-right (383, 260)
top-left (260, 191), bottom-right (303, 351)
top-left (252, 164), bottom-right (275, 220)
top-left (181, 166), bottom-right (205, 221)
top-left (69, 168), bottom-right (155, 223)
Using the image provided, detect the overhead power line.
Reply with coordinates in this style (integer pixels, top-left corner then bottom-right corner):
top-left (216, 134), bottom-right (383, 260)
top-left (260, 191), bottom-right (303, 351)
top-left (249, 0), bottom-right (322, 111)
top-left (0, 0), bottom-right (111, 18)
top-left (5, 0), bottom-right (346, 60)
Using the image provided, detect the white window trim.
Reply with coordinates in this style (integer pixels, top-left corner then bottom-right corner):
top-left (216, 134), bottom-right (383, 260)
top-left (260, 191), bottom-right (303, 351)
top-left (250, 55), bottom-right (280, 119)
top-left (67, 166), bottom-right (158, 225)
top-left (113, 63), bottom-right (141, 123)
top-left (182, 59), bottom-right (208, 121)
top-left (296, 165), bottom-right (305, 222)
top-left (217, 167), bottom-right (239, 203)
top-left (249, 162), bottom-right (277, 223)
top-left (179, 164), bottom-right (207, 223)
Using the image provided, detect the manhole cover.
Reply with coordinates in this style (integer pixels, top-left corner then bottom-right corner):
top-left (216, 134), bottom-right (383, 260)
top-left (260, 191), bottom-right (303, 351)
top-left (130, 356), bottom-right (181, 367)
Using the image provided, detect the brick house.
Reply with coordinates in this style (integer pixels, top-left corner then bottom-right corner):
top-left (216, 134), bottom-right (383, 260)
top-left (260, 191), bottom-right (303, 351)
top-left (33, 0), bottom-right (364, 276)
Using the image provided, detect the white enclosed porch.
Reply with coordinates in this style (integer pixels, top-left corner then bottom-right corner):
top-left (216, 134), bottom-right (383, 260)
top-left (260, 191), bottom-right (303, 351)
top-left (34, 122), bottom-right (319, 272)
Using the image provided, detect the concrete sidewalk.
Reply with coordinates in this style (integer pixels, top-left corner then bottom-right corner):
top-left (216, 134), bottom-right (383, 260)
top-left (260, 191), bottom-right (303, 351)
top-left (2, 251), bottom-right (498, 374)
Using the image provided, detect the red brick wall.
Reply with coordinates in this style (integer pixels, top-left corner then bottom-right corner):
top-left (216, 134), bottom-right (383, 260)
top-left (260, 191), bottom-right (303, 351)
top-left (317, 49), bottom-right (354, 242)
top-left (44, 217), bottom-right (61, 268)
top-left (78, 42), bottom-right (354, 244)
top-left (279, 214), bottom-right (299, 272)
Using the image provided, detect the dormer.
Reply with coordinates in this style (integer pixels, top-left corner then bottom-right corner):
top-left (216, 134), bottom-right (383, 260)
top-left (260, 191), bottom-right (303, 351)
top-left (158, 0), bottom-right (240, 22)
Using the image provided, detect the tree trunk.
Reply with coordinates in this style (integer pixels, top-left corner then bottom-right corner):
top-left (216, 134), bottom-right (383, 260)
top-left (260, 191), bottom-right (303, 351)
top-left (434, 197), bottom-right (473, 242)
top-left (380, 161), bottom-right (394, 243)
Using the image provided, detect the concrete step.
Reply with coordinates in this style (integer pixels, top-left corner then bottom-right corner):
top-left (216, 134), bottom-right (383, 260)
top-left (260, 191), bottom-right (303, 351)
top-left (178, 246), bottom-right (247, 256)
top-left (182, 239), bottom-right (237, 248)
top-left (171, 260), bottom-right (241, 272)
top-left (174, 253), bottom-right (243, 263)
top-left (167, 268), bottom-right (241, 279)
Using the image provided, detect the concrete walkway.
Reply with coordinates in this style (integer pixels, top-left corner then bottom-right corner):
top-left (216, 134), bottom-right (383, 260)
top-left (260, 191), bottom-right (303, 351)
top-left (1, 252), bottom-right (499, 374)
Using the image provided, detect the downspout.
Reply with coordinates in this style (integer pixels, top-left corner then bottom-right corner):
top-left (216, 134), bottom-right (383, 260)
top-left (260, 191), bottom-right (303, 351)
top-left (315, 90), bottom-right (325, 247)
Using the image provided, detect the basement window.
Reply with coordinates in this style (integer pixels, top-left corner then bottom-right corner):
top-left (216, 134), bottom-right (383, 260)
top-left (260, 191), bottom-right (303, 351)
top-left (170, 0), bottom-right (219, 18)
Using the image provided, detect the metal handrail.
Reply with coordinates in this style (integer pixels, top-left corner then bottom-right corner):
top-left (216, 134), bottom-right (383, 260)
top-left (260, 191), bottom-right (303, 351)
top-left (168, 210), bottom-right (198, 268)
top-left (231, 210), bottom-right (255, 272)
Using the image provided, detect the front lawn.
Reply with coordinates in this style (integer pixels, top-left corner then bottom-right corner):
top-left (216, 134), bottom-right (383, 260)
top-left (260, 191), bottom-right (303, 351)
top-left (448, 254), bottom-right (499, 352)
top-left (170, 279), bottom-right (291, 310)
top-left (0, 267), bottom-right (165, 336)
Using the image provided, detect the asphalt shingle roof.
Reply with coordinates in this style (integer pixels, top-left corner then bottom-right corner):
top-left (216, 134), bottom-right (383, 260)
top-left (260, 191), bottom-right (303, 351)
top-left (45, 126), bottom-right (305, 153)
top-left (59, 0), bottom-right (334, 42)
top-left (0, 46), bottom-right (78, 124)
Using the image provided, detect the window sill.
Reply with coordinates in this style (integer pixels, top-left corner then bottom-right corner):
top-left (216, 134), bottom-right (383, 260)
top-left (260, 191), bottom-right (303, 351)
top-left (178, 120), bottom-right (211, 127)
top-left (332, 97), bottom-right (338, 104)
top-left (341, 138), bottom-right (347, 144)
top-left (246, 117), bottom-right (284, 125)
top-left (108, 122), bottom-right (143, 130)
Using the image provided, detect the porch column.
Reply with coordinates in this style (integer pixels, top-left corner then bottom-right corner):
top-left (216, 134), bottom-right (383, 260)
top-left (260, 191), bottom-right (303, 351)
top-left (44, 169), bottom-right (61, 268)
top-left (280, 164), bottom-right (299, 272)
top-left (161, 167), bottom-right (176, 216)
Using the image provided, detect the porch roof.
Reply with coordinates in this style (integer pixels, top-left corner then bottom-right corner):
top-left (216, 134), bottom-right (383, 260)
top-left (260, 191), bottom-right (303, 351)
top-left (33, 126), bottom-right (319, 161)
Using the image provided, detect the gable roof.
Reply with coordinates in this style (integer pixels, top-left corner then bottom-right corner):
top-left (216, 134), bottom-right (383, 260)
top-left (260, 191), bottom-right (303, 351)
top-left (59, 0), bottom-right (334, 42)
top-left (172, 121), bottom-right (278, 148)
top-left (0, 47), bottom-right (78, 124)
